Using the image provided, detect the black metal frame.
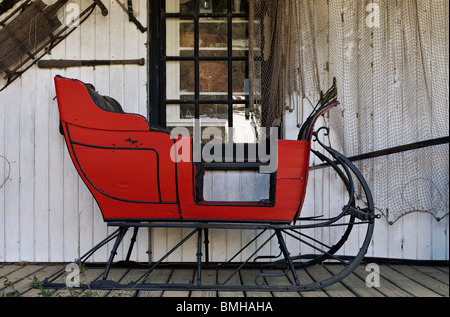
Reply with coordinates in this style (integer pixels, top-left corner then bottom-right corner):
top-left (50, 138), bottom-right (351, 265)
top-left (42, 219), bottom-right (375, 292)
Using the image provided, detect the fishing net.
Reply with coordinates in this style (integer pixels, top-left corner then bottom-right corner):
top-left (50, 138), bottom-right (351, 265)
top-left (248, 0), bottom-right (321, 129)
top-left (248, 0), bottom-right (449, 224)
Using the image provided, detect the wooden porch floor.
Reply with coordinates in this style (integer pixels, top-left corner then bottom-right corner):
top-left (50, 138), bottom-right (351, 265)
top-left (1, 262), bottom-right (448, 298)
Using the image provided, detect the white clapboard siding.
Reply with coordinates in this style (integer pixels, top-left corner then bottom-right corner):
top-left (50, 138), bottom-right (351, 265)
top-left (0, 0), bottom-right (149, 263)
top-left (0, 0), bottom-right (448, 264)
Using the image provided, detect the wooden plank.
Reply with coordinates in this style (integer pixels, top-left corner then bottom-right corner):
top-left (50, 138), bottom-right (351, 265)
top-left (379, 265), bottom-right (442, 297)
top-left (13, 264), bottom-right (65, 296)
top-left (81, 268), bottom-right (129, 298)
top-left (46, 31), bottom-right (66, 262)
top-left (352, 265), bottom-right (413, 297)
top-left (18, 70), bottom-right (36, 262)
top-left (41, 266), bottom-right (125, 298)
top-left (262, 269), bottom-right (300, 297)
top-left (434, 266), bottom-right (449, 274)
top-left (291, 268), bottom-right (328, 297)
top-left (305, 265), bottom-right (356, 297)
top-left (191, 269), bottom-right (217, 297)
top-left (182, 227), bottom-right (197, 263)
top-left (326, 264), bottom-right (385, 297)
top-left (431, 216), bottom-right (449, 261)
top-left (3, 68), bottom-right (20, 262)
top-left (34, 68), bottom-right (51, 262)
top-left (0, 264), bottom-right (43, 285)
top-left (412, 266), bottom-right (449, 284)
top-left (167, 227), bottom-right (183, 262)
top-left (0, 264), bottom-right (23, 278)
top-left (0, 264), bottom-right (44, 296)
top-left (73, 267), bottom-right (107, 297)
top-left (136, 227), bottom-right (150, 265)
top-left (162, 269), bottom-right (194, 297)
top-left (217, 269), bottom-right (245, 297)
top-left (107, 269), bottom-right (149, 297)
top-left (416, 213), bottom-right (432, 262)
top-left (137, 268), bottom-right (172, 297)
top-left (0, 264), bottom-right (448, 297)
top-left (239, 269), bottom-right (272, 297)
top-left (48, 267), bottom-right (80, 297)
top-left (388, 265), bottom-right (448, 297)
top-left (48, 78), bottom-right (65, 262)
top-left (151, 227), bottom-right (168, 264)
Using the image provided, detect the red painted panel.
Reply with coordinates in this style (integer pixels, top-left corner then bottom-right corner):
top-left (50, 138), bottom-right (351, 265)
top-left (54, 76), bottom-right (149, 131)
top-left (176, 139), bottom-right (310, 222)
top-left (67, 125), bottom-right (178, 204)
top-left (55, 76), bottom-right (312, 223)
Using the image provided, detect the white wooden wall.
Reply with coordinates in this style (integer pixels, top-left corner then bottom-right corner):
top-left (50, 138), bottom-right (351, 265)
top-left (0, 0), bottom-right (149, 263)
top-left (0, 0), bottom-right (448, 263)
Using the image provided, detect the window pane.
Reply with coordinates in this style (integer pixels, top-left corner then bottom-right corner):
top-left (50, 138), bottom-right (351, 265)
top-left (200, 104), bottom-right (228, 120)
top-left (166, 61), bottom-right (195, 100)
top-left (166, 18), bottom-right (195, 57)
top-left (180, 104), bottom-right (196, 119)
top-left (166, 0), bottom-right (195, 14)
top-left (199, 61), bottom-right (228, 99)
top-left (199, 18), bottom-right (228, 56)
top-left (233, 104), bottom-right (260, 143)
top-left (232, 18), bottom-right (248, 56)
top-left (164, 0), bottom-right (252, 139)
top-left (200, 104), bottom-right (229, 143)
top-left (199, 0), bottom-right (228, 14)
top-left (232, 0), bottom-right (249, 13)
top-left (232, 60), bottom-right (248, 100)
top-left (166, 104), bottom-right (196, 128)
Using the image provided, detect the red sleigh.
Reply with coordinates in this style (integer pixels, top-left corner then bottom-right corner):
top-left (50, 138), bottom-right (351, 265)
top-left (44, 75), bottom-right (377, 292)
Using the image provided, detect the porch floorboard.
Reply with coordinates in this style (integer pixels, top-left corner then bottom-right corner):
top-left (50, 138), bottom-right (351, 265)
top-left (1, 263), bottom-right (448, 298)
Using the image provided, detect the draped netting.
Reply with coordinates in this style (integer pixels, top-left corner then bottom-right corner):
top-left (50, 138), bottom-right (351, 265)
top-left (248, 0), bottom-right (449, 224)
top-left (248, 0), bottom-right (321, 129)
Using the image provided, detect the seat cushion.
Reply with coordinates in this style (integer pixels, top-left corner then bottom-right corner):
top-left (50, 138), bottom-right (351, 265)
top-left (86, 85), bottom-right (125, 114)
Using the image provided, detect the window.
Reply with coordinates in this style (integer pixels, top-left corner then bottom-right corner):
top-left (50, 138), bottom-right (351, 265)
top-left (151, 0), bottom-right (259, 143)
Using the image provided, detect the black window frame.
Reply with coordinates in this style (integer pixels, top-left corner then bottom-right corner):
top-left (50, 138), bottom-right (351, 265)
top-left (149, 0), bottom-right (250, 130)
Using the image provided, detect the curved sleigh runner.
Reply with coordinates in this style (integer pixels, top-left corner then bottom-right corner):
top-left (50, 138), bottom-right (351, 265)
top-left (43, 76), bottom-right (378, 292)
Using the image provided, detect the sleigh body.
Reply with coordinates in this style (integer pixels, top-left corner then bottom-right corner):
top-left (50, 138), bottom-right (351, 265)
top-left (46, 75), bottom-right (377, 292)
top-left (55, 76), bottom-right (314, 223)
